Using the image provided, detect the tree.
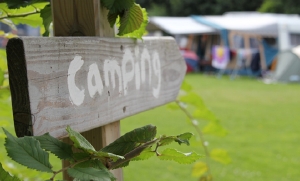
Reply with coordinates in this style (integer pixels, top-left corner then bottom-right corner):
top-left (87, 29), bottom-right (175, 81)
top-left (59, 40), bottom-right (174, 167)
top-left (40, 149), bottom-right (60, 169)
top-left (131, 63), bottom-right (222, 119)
top-left (136, 0), bottom-right (264, 16)
top-left (259, 0), bottom-right (300, 14)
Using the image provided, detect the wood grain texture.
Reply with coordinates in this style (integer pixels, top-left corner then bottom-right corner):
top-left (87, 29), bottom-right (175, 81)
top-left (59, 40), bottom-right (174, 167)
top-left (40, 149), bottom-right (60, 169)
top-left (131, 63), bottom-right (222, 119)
top-left (51, 0), bottom-right (95, 36)
top-left (6, 38), bottom-right (33, 137)
top-left (51, 0), bottom-right (114, 37)
top-left (51, 1), bottom-right (121, 179)
top-left (6, 36), bottom-right (186, 138)
top-left (101, 121), bottom-right (122, 179)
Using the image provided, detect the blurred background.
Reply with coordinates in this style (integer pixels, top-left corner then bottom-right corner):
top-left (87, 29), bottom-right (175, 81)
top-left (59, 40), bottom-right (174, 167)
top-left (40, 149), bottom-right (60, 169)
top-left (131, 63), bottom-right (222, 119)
top-left (1, 0), bottom-right (300, 181)
top-left (124, 1), bottom-right (300, 180)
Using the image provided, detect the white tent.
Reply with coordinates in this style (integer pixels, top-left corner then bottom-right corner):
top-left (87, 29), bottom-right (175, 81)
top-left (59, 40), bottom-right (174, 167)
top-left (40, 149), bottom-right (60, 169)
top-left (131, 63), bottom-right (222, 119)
top-left (148, 14), bottom-right (300, 81)
top-left (192, 13), bottom-right (300, 75)
top-left (197, 12), bottom-right (300, 51)
top-left (203, 15), bottom-right (278, 36)
top-left (149, 17), bottom-right (217, 35)
top-left (274, 46), bottom-right (300, 82)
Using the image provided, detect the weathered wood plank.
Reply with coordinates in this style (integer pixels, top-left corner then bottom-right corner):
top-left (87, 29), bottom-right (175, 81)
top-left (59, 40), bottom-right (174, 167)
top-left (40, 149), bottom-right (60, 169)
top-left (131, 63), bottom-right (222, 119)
top-left (6, 38), bottom-right (32, 137)
top-left (6, 36), bottom-right (186, 138)
top-left (51, 1), bottom-right (121, 179)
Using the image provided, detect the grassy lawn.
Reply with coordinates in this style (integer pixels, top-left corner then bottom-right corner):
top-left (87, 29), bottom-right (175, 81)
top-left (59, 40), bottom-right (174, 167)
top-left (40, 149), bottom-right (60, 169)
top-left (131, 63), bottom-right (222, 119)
top-left (1, 73), bottom-right (300, 181)
top-left (121, 74), bottom-right (300, 181)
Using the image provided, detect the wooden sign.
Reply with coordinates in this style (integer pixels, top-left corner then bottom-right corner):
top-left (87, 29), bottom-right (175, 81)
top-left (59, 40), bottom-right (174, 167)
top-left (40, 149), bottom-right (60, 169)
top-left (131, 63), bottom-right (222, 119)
top-left (7, 36), bottom-right (186, 138)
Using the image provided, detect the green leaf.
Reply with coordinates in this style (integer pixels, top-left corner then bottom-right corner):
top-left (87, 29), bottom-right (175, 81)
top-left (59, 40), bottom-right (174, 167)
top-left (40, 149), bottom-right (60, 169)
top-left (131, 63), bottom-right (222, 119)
top-left (181, 80), bottom-right (193, 92)
top-left (0, 89), bottom-right (11, 102)
top-left (101, 124), bottom-right (156, 156)
top-left (0, 2), bottom-right (49, 27)
top-left (175, 132), bottom-right (193, 145)
top-left (210, 148), bottom-right (231, 164)
top-left (101, 0), bottom-right (134, 14)
top-left (118, 3), bottom-right (143, 36)
top-left (68, 167), bottom-right (115, 181)
top-left (26, 2), bottom-right (49, 10)
top-left (73, 152), bottom-right (90, 162)
top-left (109, 139), bottom-right (158, 169)
top-left (118, 6), bottom-right (148, 39)
top-left (4, 0), bottom-right (48, 9)
top-left (0, 49), bottom-right (7, 71)
top-left (192, 161), bottom-right (208, 177)
top-left (4, 0), bottom-right (27, 9)
top-left (74, 159), bottom-right (115, 180)
top-left (166, 102), bottom-right (180, 110)
top-left (40, 4), bottom-right (52, 36)
top-left (3, 128), bottom-right (53, 173)
top-left (95, 151), bottom-right (124, 162)
top-left (34, 133), bottom-right (74, 161)
top-left (10, 13), bottom-right (42, 27)
top-left (107, 12), bottom-right (119, 28)
top-left (0, 2), bottom-right (49, 17)
top-left (0, 68), bottom-right (4, 86)
top-left (202, 122), bottom-right (228, 137)
top-left (179, 92), bottom-right (205, 108)
top-left (0, 89), bottom-right (12, 120)
top-left (159, 135), bottom-right (176, 146)
top-left (66, 126), bottom-right (96, 154)
top-left (158, 148), bottom-right (203, 164)
top-left (193, 108), bottom-right (218, 122)
top-left (158, 132), bottom-right (193, 146)
top-left (131, 147), bottom-right (154, 161)
top-left (0, 162), bottom-right (20, 181)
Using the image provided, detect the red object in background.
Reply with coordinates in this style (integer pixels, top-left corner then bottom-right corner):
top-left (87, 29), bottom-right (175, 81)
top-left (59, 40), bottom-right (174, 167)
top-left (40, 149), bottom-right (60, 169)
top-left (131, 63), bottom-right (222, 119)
top-left (180, 48), bottom-right (200, 73)
top-left (186, 64), bottom-right (194, 73)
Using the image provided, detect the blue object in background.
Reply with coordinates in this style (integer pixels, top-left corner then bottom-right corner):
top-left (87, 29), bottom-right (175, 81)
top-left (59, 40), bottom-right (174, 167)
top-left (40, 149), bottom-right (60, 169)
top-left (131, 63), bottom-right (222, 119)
top-left (262, 39), bottom-right (278, 67)
top-left (191, 15), bottom-right (229, 47)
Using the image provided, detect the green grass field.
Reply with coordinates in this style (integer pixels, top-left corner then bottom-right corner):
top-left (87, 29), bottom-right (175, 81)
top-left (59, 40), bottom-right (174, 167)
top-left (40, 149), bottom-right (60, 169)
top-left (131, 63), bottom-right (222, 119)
top-left (121, 74), bottom-right (300, 181)
top-left (1, 74), bottom-right (300, 181)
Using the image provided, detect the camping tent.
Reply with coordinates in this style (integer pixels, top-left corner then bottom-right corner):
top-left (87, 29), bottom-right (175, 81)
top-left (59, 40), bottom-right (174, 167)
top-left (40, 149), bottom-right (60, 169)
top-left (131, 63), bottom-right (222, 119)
top-left (192, 13), bottom-right (300, 76)
top-left (148, 13), bottom-right (300, 79)
top-left (192, 12), bottom-right (300, 51)
top-left (148, 17), bottom-right (217, 73)
top-left (274, 46), bottom-right (300, 82)
top-left (149, 17), bottom-right (217, 35)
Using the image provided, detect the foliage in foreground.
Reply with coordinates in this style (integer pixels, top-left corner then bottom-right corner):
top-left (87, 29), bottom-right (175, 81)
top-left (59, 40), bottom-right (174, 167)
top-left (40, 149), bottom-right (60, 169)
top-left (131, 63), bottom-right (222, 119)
top-left (0, 0), bottom-right (148, 39)
top-left (165, 81), bottom-right (231, 180)
top-left (0, 0), bottom-right (231, 180)
top-left (0, 125), bottom-right (202, 181)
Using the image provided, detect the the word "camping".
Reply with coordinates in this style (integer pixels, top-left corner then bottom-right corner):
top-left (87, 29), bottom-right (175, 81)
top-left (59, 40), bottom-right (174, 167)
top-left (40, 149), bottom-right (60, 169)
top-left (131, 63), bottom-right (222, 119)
top-left (68, 47), bottom-right (162, 106)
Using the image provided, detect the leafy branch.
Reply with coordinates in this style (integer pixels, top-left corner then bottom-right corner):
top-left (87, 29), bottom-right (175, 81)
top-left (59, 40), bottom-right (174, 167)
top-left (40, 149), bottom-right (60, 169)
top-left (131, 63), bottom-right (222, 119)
top-left (108, 138), bottom-right (158, 169)
top-left (175, 100), bottom-right (213, 178)
top-left (0, 0), bottom-right (148, 38)
top-left (0, 125), bottom-right (203, 181)
top-left (0, 9), bottom-right (40, 20)
top-left (166, 81), bottom-right (231, 180)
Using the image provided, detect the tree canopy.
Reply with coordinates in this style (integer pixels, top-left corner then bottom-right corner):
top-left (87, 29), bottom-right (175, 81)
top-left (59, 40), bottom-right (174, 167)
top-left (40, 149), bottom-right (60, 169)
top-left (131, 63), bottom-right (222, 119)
top-left (136, 0), bottom-right (264, 16)
top-left (136, 0), bottom-right (299, 16)
top-left (258, 0), bottom-right (300, 14)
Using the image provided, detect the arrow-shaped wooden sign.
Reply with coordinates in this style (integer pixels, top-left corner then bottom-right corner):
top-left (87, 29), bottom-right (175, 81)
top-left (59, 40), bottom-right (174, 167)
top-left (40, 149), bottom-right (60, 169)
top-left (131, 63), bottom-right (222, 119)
top-left (7, 37), bottom-right (186, 138)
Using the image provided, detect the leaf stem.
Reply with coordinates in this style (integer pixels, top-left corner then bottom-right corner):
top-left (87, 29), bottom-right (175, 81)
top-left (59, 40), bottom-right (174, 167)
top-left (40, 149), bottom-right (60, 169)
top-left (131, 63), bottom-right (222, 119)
top-left (0, 10), bottom-right (41, 20)
top-left (154, 142), bottom-right (160, 156)
top-left (175, 100), bottom-right (213, 177)
top-left (108, 139), bottom-right (158, 170)
top-left (49, 157), bottom-right (92, 180)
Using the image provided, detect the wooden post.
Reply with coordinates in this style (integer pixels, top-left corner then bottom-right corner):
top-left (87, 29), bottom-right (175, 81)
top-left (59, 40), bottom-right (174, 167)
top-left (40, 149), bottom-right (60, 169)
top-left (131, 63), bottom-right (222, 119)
top-left (50, 0), bottom-right (122, 180)
top-left (6, 2), bottom-right (186, 181)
